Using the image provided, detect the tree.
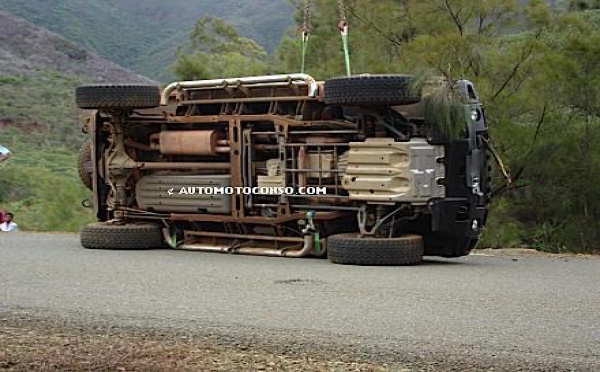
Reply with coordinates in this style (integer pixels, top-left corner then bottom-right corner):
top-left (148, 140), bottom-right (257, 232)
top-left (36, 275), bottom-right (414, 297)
top-left (171, 15), bottom-right (268, 80)
top-left (273, 1), bottom-right (600, 252)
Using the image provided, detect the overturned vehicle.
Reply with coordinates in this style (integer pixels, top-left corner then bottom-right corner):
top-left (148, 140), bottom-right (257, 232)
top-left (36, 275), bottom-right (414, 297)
top-left (76, 73), bottom-right (490, 265)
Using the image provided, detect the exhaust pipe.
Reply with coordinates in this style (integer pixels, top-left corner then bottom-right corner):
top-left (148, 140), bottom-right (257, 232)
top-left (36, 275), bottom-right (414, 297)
top-left (178, 234), bottom-right (316, 258)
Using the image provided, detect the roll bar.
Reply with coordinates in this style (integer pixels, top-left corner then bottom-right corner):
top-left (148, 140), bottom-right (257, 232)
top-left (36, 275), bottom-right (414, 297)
top-left (160, 73), bottom-right (319, 105)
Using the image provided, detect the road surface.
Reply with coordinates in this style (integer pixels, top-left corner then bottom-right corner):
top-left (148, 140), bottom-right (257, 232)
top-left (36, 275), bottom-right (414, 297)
top-left (1, 233), bottom-right (599, 370)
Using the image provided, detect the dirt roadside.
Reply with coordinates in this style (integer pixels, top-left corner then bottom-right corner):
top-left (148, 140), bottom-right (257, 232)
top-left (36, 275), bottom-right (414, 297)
top-left (0, 317), bottom-right (392, 372)
top-left (471, 248), bottom-right (598, 258)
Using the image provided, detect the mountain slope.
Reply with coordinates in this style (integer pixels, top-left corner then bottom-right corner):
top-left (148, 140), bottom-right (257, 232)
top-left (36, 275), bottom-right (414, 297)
top-left (0, 11), bottom-right (154, 83)
top-left (0, 11), bottom-right (154, 148)
top-left (0, 12), bottom-right (158, 231)
top-left (0, 0), bottom-right (294, 81)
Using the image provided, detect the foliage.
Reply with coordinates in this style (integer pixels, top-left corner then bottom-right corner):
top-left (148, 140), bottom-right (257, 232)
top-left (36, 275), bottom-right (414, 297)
top-left (270, 1), bottom-right (600, 252)
top-left (0, 69), bottom-right (93, 231)
top-left (479, 198), bottom-right (526, 249)
top-left (0, 132), bottom-right (93, 232)
top-left (410, 74), bottom-right (471, 141)
top-left (0, 70), bottom-right (91, 150)
top-left (1, 1), bottom-right (599, 253)
top-left (0, 0), bottom-right (293, 82)
top-left (171, 16), bottom-right (269, 80)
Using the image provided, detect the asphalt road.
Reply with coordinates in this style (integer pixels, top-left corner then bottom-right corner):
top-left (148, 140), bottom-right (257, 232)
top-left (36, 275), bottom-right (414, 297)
top-left (1, 233), bottom-right (599, 370)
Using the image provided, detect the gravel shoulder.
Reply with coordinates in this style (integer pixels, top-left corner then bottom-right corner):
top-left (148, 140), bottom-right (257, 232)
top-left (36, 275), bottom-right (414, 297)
top-left (3, 311), bottom-right (595, 372)
top-left (0, 313), bottom-right (390, 372)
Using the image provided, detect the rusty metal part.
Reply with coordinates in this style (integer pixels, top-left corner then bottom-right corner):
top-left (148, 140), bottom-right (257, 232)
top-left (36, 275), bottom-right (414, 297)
top-left (302, 0), bottom-right (313, 36)
top-left (187, 231), bottom-right (304, 243)
top-left (177, 244), bottom-right (231, 253)
top-left (105, 120), bottom-right (136, 211)
top-left (165, 114), bottom-right (357, 132)
top-left (150, 131), bottom-right (227, 156)
top-left (298, 145), bottom-right (307, 188)
top-left (305, 197), bottom-right (351, 204)
top-left (161, 74), bottom-right (319, 105)
top-left (136, 162), bottom-right (230, 170)
top-left (124, 139), bottom-right (154, 152)
top-left (179, 234), bottom-right (315, 258)
top-left (253, 144), bottom-right (279, 151)
top-left (338, 0), bottom-right (347, 23)
top-left (230, 119), bottom-right (244, 219)
top-left (160, 211), bottom-right (341, 224)
top-left (305, 136), bottom-right (348, 143)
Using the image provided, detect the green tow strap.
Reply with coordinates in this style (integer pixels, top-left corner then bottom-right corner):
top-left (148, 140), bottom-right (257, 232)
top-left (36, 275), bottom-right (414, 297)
top-left (341, 32), bottom-right (351, 76)
top-left (338, 0), bottom-right (351, 76)
top-left (313, 232), bottom-right (321, 255)
top-left (301, 35), bottom-right (309, 74)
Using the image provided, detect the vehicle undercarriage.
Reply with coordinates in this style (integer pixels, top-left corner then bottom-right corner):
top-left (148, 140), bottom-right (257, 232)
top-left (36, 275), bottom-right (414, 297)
top-left (76, 73), bottom-right (491, 265)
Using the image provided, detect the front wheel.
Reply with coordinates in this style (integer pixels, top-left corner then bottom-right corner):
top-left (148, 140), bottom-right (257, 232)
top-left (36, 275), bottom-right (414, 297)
top-left (327, 233), bottom-right (424, 266)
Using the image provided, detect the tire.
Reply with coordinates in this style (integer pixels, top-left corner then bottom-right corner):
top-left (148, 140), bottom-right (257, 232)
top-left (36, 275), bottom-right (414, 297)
top-left (324, 74), bottom-right (420, 106)
top-left (77, 140), bottom-right (92, 190)
top-left (75, 84), bottom-right (160, 109)
top-left (80, 222), bottom-right (164, 250)
top-left (327, 233), bottom-right (424, 266)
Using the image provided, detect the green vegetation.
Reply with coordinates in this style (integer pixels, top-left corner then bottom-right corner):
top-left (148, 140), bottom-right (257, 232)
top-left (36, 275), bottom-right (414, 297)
top-left (267, 0), bottom-right (599, 253)
top-left (171, 16), bottom-right (270, 80)
top-left (0, 71), bottom-right (93, 231)
top-left (0, 0), bottom-right (293, 82)
top-left (1, 1), bottom-right (598, 253)
top-left (0, 71), bottom-right (91, 148)
top-left (0, 140), bottom-right (93, 232)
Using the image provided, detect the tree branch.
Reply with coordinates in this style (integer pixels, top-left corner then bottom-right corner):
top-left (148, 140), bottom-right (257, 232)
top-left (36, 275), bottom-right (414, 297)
top-left (445, 0), bottom-right (464, 36)
top-left (492, 29), bottom-right (543, 101)
top-left (344, 3), bottom-right (405, 47)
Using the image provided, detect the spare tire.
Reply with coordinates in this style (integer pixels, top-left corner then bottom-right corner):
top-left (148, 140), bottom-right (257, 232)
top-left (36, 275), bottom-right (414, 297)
top-left (80, 222), bottom-right (164, 250)
top-left (327, 233), bottom-right (424, 266)
top-left (75, 84), bottom-right (160, 110)
top-left (324, 74), bottom-right (420, 106)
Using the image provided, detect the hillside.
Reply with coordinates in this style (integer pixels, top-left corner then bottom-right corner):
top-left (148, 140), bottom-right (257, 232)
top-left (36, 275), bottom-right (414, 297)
top-left (0, 12), bottom-right (158, 231)
top-left (0, 11), bottom-right (154, 145)
top-left (0, 11), bottom-right (155, 83)
top-left (0, 0), bottom-right (294, 81)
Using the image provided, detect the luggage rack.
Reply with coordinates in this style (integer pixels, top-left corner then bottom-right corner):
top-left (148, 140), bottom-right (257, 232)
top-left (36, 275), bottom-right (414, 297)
top-left (160, 73), bottom-right (320, 106)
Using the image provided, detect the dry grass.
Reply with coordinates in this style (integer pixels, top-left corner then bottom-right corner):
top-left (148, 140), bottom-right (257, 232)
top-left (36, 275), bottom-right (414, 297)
top-left (0, 324), bottom-right (390, 372)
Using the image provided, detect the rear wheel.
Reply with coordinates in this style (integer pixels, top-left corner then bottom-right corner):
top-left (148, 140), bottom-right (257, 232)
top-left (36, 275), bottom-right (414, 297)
top-left (80, 222), bottom-right (164, 250)
top-left (324, 74), bottom-right (420, 106)
top-left (75, 84), bottom-right (160, 110)
top-left (327, 233), bottom-right (424, 266)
